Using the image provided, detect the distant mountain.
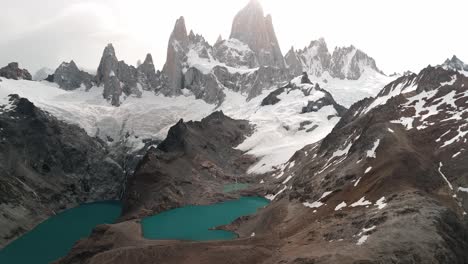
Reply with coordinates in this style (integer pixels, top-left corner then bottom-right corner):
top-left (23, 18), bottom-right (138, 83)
top-left (440, 55), bottom-right (468, 73)
top-left (285, 38), bottom-right (384, 80)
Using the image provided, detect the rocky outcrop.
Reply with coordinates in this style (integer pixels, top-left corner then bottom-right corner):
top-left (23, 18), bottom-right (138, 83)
top-left (95, 44), bottom-right (142, 106)
top-left (0, 95), bottom-right (125, 248)
top-left (162, 17), bottom-right (188, 96)
top-left (229, 0), bottom-right (285, 69)
top-left (120, 111), bottom-right (253, 220)
top-left (51, 61), bottom-right (93, 90)
top-left (0, 62), bottom-right (32, 80)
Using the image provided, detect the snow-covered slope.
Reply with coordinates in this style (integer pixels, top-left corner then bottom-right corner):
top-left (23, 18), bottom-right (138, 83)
top-left (0, 74), bottom-right (342, 174)
top-left (312, 69), bottom-right (395, 107)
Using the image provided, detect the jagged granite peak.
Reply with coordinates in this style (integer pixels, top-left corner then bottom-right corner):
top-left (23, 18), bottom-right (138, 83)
top-left (230, 0), bottom-right (285, 68)
top-left (96, 43), bottom-right (119, 86)
top-left (441, 55), bottom-right (468, 72)
top-left (52, 60), bottom-right (93, 90)
top-left (162, 16), bottom-right (188, 96)
top-left (329, 45), bottom-right (384, 80)
top-left (95, 43), bottom-right (142, 106)
top-left (184, 67), bottom-right (226, 105)
top-left (297, 38), bottom-right (331, 77)
top-left (0, 62), bottom-right (32, 81)
top-left (137, 53), bottom-right (168, 92)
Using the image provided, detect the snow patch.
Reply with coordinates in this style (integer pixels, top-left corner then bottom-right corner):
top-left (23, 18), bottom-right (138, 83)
top-left (351, 197), bottom-right (372, 207)
top-left (335, 202), bottom-right (347, 211)
top-left (375, 197), bottom-right (387, 209)
top-left (366, 139), bottom-right (380, 158)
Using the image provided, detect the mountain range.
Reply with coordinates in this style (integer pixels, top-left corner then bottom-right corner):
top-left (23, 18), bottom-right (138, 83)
top-left (0, 0), bottom-right (467, 263)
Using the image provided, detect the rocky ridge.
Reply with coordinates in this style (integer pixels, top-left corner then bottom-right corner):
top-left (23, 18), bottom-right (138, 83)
top-left (285, 39), bottom-right (384, 80)
top-left (0, 95), bottom-right (125, 248)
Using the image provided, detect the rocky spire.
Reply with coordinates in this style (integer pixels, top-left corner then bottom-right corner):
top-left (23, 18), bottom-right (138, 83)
top-left (284, 47), bottom-right (302, 76)
top-left (137, 53), bottom-right (162, 91)
top-left (96, 43), bottom-right (118, 86)
top-left (95, 43), bottom-right (142, 106)
top-left (162, 16), bottom-right (188, 96)
top-left (229, 0), bottom-right (285, 69)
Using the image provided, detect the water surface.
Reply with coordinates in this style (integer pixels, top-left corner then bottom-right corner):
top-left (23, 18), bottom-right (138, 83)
top-left (142, 196), bottom-right (269, 241)
top-left (0, 201), bottom-right (122, 264)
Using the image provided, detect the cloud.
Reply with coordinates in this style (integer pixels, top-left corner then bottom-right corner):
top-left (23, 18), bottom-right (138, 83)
top-left (0, 2), bottom-right (131, 73)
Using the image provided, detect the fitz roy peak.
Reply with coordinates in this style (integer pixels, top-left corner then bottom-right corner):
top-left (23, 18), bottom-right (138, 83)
top-left (230, 0), bottom-right (285, 69)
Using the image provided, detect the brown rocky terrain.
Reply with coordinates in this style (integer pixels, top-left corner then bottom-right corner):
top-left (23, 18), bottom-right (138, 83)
top-left (56, 65), bottom-right (468, 264)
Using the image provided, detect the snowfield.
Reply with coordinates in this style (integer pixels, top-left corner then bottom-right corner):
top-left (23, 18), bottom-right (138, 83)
top-left (311, 69), bottom-right (395, 108)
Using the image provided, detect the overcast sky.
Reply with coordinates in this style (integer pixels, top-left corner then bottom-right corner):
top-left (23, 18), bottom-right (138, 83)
top-left (1, 0), bottom-right (467, 74)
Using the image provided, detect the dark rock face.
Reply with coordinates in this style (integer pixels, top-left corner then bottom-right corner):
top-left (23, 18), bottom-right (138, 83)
top-left (120, 111), bottom-right (253, 220)
top-left (184, 67), bottom-right (226, 105)
top-left (162, 16), bottom-right (188, 96)
top-left (52, 60), bottom-right (93, 90)
top-left (0, 62), bottom-right (32, 80)
top-left (0, 95), bottom-right (125, 248)
top-left (95, 44), bottom-right (142, 106)
top-left (137, 54), bottom-right (166, 92)
top-left (229, 0), bottom-right (285, 69)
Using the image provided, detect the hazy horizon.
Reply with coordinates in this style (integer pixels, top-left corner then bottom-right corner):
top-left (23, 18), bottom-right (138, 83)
top-left (1, 0), bottom-right (467, 74)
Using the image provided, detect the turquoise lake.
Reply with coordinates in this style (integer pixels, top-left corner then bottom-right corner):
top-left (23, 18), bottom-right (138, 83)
top-left (0, 201), bottom-right (122, 264)
top-left (142, 196), bottom-right (269, 241)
